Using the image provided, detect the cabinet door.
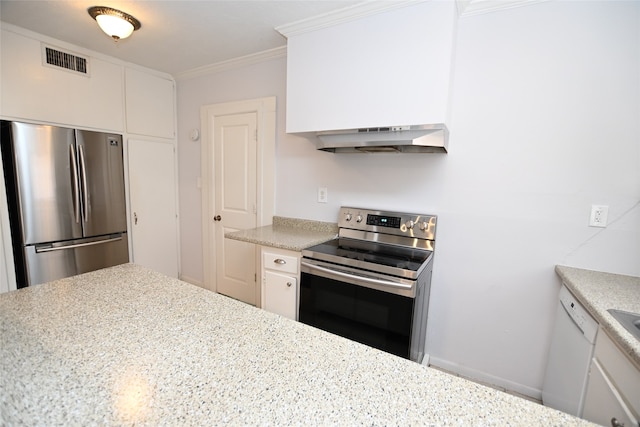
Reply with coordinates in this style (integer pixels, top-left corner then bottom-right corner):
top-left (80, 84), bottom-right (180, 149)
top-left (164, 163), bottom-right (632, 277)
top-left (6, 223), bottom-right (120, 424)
top-left (583, 359), bottom-right (638, 427)
top-left (264, 271), bottom-right (297, 320)
top-left (128, 139), bottom-right (179, 277)
top-left (1, 30), bottom-right (123, 131)
top-left (125, 68), bottom-right (175, 138)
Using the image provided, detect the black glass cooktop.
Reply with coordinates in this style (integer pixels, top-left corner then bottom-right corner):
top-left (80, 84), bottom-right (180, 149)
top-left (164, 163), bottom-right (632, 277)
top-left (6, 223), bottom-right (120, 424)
top-left (303, 238), bottom-right (431, 272)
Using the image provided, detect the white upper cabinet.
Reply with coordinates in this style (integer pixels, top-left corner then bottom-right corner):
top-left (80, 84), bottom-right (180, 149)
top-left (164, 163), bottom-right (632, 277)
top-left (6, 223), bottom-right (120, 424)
top-left (281, 1), bottom-right (458, 133)
top-left (0, 27), bottom-right (124, 132)
top-left (125, 68), bottom-right (175, 139)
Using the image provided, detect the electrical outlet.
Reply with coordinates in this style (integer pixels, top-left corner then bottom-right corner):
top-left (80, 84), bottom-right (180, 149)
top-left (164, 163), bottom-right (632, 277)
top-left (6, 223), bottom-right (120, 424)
top-left (589, 205), bottom-right (609, 227)
top-left (317, 187), bottom-right (328, 203)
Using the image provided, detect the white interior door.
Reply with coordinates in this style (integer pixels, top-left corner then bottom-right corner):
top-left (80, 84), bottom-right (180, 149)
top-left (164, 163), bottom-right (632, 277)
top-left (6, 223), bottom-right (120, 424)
top-left (128, 138), bottom-right (179, 278)
top-left (200, 97), bottom-right (276, 305)
top-left (212, 112), bottom-right (258, 304)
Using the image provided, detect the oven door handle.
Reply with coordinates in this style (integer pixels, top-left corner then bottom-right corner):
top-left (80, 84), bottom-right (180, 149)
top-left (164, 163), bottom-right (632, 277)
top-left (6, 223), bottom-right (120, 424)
top-left (300, 261), bottom-right (413, 290)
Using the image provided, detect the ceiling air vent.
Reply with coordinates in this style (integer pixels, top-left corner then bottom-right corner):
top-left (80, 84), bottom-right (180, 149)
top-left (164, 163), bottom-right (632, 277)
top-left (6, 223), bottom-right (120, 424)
top-left (42, 45), bottom-right (90, 76)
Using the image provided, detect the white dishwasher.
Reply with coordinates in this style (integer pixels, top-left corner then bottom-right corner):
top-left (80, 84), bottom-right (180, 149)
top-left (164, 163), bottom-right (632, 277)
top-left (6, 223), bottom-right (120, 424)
top-left (542, 284), bottom-right (599, 417)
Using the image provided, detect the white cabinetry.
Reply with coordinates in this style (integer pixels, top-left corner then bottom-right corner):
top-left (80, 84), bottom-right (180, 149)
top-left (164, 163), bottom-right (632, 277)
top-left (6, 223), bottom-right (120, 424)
top-left (583, 327), bottom-right (640, 427)
top-left (0, 27), bottom-right (124, 131)
top-left (124, 68), bottom-right (179, 278)
top-left (282, 1), bottom-right (457, 133)
top-left (124, 68), bottom-right (175, 138)
top-left (128, 139), bottom-right (179, 278)
top-left (0, 25), bottom-right (180, 286)
top-left (261, 247), bottom-right (299, 320)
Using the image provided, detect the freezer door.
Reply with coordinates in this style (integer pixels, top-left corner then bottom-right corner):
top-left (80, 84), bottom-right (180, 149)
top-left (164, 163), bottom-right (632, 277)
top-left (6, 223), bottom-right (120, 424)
top-left (9, 122), bottom-right (82, 244)
top-left (75, 130), bottom-right (127, 236)
top-left (23, 233), bottom-right (129, 286)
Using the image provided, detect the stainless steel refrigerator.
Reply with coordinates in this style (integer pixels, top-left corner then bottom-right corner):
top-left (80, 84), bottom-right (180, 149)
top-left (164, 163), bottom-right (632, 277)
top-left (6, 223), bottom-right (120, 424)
top-left (1, 121), bottom-right (129, 287)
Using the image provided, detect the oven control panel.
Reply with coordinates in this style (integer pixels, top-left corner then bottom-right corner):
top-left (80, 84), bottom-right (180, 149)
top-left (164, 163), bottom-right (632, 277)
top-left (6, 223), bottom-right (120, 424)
top-left (339, 207), bottom-right (436, 240)
top-left (366, 214), bottom-right (401, 229)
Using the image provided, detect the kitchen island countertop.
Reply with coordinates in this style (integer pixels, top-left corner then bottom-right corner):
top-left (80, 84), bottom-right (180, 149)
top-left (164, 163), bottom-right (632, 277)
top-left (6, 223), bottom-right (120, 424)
top-left (224, 216), bottom-right (338, 251)
top-left (555, 265), bottom-right (640, 367)
top-left (0, 264), bottom-right (592, 426)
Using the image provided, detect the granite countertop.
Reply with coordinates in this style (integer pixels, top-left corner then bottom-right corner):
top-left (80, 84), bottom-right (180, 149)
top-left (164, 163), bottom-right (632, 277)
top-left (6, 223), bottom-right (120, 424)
top-left (555, 265), bottom-right (640, 367)
top-left (0, 263), bottom-right (592, 426)
top-left (225, 216), bottom-right (338, 251)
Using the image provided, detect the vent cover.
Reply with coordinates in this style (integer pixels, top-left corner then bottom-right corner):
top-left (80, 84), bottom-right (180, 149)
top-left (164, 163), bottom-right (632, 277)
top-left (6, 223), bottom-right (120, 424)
top-left (42, 45), bottom-right (90, 76)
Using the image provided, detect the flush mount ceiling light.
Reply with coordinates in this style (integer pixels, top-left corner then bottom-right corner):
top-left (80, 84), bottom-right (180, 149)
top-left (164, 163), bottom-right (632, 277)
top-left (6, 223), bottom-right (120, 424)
top-left (88, 6), bottom-right (141, 41)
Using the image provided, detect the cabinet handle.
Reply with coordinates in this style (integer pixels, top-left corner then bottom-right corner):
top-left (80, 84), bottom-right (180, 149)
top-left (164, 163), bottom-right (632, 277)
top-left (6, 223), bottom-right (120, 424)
top-left (286, 282), bottom-right (292, 287)
top-left (274, 259), bottom-right (286, 265)
top-left (610, 418), bottom-right (625, 427)
top-left (213, 215), bottom-right (221, 221)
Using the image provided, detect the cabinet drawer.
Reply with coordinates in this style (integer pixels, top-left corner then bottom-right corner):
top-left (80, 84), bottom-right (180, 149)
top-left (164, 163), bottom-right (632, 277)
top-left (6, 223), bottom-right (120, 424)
top-left (583, 359), bottom-right (638, 427)
top-left (593, 330), bottom-right (640, 416)
top-left (263, 251), bottom-right (298, 274)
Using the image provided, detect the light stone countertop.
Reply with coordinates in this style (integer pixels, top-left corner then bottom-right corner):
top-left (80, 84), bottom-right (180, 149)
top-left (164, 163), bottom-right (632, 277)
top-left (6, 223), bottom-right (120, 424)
top-left (225, 216), bottom-right (338, 251)
top-left (555, 265), bottom-right (640, 367)
top-left (0, 263), bottom-right (593, 426)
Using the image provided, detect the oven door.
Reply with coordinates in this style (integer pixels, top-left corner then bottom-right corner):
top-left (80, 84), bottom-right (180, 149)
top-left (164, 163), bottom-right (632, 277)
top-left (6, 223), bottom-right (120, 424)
top-left (299, 259), bottom-right (418, 360)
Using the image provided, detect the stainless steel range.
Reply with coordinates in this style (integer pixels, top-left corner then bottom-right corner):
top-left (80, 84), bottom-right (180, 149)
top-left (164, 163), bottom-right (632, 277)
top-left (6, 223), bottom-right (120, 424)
top-left (299, 207), bottom-right (436, 363)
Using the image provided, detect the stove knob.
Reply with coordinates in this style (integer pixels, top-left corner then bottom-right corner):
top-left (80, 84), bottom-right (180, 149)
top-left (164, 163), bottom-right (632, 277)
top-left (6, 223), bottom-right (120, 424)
top-left (356, 214), bottom-right (363, 223)
top-left (420, 221), bottom-right (429, 231)
top-left (345, 213), bottom-right (352, 221)
top-left (406, 220), bottom-right (415, 229)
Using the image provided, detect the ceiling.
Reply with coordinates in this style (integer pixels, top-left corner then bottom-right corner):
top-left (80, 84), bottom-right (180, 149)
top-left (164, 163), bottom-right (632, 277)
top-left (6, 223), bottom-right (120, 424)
top-left (0, 0), bottom-right (362, 76)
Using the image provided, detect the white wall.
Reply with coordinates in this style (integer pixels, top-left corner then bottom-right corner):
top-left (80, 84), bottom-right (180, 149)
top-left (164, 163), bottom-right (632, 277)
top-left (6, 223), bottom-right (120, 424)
top-left (176, 0), bottom-right (639, 398)
top-left (176, 57), bottom-right (287, 286)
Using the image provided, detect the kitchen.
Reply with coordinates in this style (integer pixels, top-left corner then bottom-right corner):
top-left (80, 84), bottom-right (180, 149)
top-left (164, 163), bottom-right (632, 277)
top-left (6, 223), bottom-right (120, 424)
top-left (1, 0), bottom-right (639, 425)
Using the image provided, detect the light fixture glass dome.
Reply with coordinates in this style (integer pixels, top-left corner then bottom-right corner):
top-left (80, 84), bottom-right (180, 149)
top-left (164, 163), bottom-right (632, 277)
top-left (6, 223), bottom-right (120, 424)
top-left (88, 6), bottom-right (141, 41)
top-left (95, 14), bottom-right (134, 40)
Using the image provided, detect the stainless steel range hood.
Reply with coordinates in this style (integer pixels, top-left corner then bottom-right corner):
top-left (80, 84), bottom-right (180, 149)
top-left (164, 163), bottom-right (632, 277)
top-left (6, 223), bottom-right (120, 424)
top-left (316, 124), bottom-right (448, 153)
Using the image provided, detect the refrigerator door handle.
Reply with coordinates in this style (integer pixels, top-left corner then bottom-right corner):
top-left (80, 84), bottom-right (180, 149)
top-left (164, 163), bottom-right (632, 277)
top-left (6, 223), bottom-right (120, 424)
top-left (78, 144), bottom-right (89, 223)
top-left (35, 235), bottom-right (123, 253)
top-left (69, 144), bottom-right (80, 224)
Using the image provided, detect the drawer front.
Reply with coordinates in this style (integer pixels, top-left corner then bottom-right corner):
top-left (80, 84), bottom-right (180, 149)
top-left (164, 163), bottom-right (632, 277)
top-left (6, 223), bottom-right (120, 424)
top-left (583, 359), bottom-right (638, 427)
top-left (593, 329), bottom-right (640, 417)
top-left (263, 251), bottom-right (298, 275)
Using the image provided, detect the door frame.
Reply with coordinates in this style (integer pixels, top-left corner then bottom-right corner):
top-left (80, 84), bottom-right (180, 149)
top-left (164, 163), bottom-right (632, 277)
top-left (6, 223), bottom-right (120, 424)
top-left (200, 97), bottom-right (276, 300)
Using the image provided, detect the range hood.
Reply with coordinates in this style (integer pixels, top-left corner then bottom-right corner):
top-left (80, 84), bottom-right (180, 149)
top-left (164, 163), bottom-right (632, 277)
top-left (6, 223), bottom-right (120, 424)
top-left (316, 124), bottom-right (448, 153)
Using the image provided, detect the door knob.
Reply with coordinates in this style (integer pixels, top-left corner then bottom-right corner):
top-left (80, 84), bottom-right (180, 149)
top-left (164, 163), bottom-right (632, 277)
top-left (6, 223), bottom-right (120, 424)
top-left (213, 215), bottom-right (221, 221)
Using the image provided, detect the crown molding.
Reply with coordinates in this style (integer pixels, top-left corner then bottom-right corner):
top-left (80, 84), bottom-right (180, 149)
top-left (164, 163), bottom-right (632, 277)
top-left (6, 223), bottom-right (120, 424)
top-left (275, 0), bottom-right (425, 38)
top-left (175, 0), bottom-right (551, 80)
top-left (457, 0), bottom-right (550, 17)
top-left (175, 46), bottom-right (287, 81)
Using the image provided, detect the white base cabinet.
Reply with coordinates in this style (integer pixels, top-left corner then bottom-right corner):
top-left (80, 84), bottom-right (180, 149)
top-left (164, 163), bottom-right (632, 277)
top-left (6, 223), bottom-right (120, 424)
top-left (261, 247), bottom-right (299, 320)
top-left (583, 327), bottom-right (639, 427)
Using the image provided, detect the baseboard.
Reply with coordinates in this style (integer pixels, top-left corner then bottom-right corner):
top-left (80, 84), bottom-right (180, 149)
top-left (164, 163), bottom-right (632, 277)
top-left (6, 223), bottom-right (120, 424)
top-left (179, 274), bottom-right (204, 287)
top-left (428, 356), bottom-right (542, 402)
